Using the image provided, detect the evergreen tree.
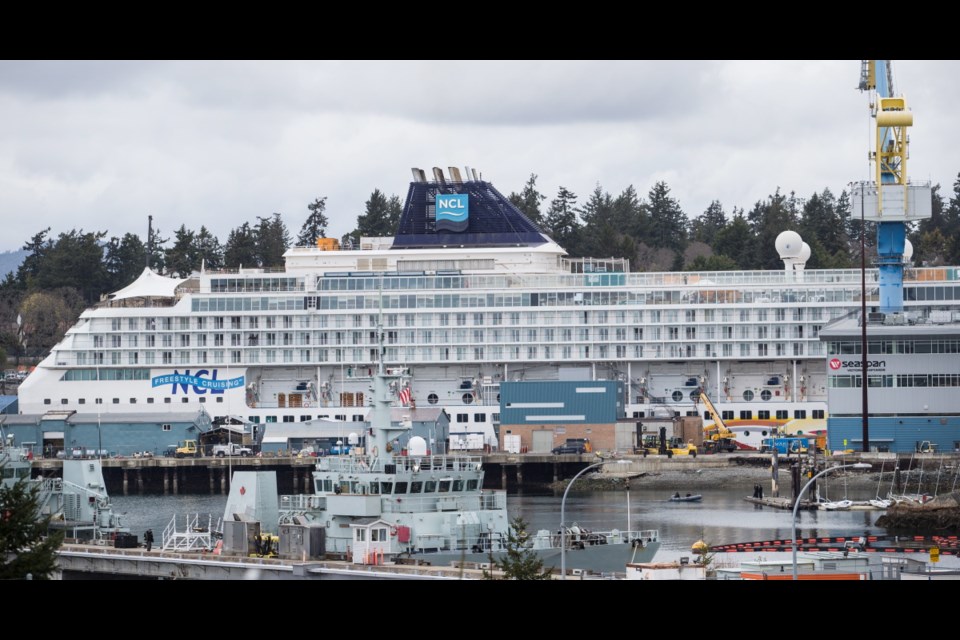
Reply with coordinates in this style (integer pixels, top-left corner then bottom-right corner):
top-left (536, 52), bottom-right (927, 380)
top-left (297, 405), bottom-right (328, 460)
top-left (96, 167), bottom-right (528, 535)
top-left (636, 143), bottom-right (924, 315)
top-left (255, 213), bottom-right (291, 268)
top-left (35, 230), bottom-right (108, 304)
top-left (647, 181), bottom-right (687, 252)
top-left (746, 189), bottom-right (798, 269)
top-left (223, 222), bottom-right (258, 268)
top-left (164, 225), bottom-right (198, 277)
top-left (104, 233), bottom-right (148, 291)
top-left (349, 189), bottom-right (400, 243)
top-left (579, 185), bottom-right (617, 258)
top-left (147, 225), bottom-right (168, 274)
top-left (712, 209), bottom-right (753, 269)
top-left (543, 187), bottom-right (582, 254)
top-left (508, 173), bottom-right (546, 227)
top-left (194, 226), bottom-right (223, 271)
top-left (15, 229), bottom-right (52, 291)
top-left (690, 200), bottom-right (727, 244)
top-left (0, 468), bottom-right (64, 580)
top-left (613, 185), bottom-right (649, 241)
top-left (483, 516), bottom-right (551, 580)
top-left (684, 254), bottom-right (740, 271)
top-left (297, 197), bottom-right (329, 246)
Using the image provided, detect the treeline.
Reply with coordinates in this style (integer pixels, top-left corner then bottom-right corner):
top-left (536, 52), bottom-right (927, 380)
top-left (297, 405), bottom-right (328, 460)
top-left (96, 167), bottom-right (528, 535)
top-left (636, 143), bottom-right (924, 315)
top-left (507, 173), bottom-right (960, 272)
top-left (2, 174), bottom-right (959, 360)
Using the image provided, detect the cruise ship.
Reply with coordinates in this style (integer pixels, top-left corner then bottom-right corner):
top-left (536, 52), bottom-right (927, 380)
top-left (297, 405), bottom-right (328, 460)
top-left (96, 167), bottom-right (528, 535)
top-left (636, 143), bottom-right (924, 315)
top-left (17, 166), bottom-right (960, 449)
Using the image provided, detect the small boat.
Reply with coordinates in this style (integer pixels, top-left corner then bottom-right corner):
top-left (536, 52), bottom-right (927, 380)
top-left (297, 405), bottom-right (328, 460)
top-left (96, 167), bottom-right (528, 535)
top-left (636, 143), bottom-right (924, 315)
top-left (669, 494), bottom-right (703, 502)
top-left (819, 499), bottom-right (853, 511)
top-left (869, 498), bottom-right (892, 509)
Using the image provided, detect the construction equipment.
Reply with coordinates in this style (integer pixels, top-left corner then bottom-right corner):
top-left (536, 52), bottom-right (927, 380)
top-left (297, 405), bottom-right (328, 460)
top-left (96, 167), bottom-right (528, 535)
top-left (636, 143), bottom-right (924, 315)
top-left (640, 428), bottom-right (697, 458)
top-left (174, 439), bottom-right (200, 458)
top-left (693, 389), bottom-right (738, 453)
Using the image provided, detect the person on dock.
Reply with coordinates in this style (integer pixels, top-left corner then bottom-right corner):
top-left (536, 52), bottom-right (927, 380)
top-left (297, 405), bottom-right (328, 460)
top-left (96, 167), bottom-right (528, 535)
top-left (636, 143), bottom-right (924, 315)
top-left (144, 529), bottom-right (154, 552)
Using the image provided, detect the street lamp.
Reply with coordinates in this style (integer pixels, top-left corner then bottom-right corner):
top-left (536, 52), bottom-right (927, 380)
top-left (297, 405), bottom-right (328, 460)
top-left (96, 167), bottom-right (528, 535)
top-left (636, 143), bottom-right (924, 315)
top-left (791, 462), bottom-right (871, 579)
top-left (560, 459), bottom-right (629, 579)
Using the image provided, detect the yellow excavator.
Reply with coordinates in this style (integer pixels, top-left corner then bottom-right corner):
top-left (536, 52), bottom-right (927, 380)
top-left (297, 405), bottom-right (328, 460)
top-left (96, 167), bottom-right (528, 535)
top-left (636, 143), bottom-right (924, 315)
top-left (693, 390), bottom-right (738, 454)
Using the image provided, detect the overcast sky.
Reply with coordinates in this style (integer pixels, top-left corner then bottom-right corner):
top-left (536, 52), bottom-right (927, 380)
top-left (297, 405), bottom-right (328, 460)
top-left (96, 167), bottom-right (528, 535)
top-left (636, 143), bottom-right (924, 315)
top-left (1, 60), bottom-right (956, 253)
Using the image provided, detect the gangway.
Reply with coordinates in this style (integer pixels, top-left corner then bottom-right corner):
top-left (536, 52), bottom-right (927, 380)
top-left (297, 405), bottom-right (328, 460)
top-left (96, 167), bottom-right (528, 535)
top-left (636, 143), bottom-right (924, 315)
top-left (162, 513), bottom-right (222, 552)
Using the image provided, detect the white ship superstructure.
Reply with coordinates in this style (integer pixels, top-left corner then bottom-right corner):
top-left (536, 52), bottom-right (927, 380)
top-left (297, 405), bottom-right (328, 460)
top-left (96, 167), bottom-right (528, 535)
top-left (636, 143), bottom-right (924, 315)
top-left (18, 167), bottom-right (960, 446)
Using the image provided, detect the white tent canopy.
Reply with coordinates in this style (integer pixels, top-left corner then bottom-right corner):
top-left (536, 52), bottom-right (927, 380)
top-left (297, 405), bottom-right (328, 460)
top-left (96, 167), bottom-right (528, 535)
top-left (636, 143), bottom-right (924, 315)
top-left (108, 268), bottom-right (185, 301)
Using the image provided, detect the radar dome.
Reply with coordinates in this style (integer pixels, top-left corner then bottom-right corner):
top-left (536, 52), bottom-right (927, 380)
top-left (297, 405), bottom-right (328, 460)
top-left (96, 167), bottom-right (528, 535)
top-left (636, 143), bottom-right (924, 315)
top-left (798, 242), bottom-right (811, 263)
top-left (347, 432), bottom-right (359, 445)
top-left (903, 239), bottom-right (914, 262)
top-left (775, 230), bottom-right (803, 258)
top-left (407, 436), bottom-right (428, 456)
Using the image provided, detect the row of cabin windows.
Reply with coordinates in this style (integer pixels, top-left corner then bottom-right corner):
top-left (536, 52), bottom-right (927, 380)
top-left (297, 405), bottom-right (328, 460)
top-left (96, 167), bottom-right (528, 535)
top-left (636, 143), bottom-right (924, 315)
top-left (317, 478), bottom-right (479, 495)
top-left (632, 409), bottom-right (823, 420)
top-left (47, 397), bottom-right (226, 405)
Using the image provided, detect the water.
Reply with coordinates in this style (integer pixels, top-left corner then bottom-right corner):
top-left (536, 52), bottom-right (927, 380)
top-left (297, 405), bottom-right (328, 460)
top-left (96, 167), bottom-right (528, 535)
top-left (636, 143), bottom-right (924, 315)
top-left (110, 485), bottom-right (885, 562)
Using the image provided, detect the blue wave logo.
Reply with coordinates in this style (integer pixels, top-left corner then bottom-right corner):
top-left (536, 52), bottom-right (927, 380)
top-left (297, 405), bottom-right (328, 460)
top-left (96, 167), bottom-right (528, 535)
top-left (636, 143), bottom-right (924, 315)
top-left (152, 369), bottom-right (244, 394)
top-left (436, 194), bottom-right (469, 232)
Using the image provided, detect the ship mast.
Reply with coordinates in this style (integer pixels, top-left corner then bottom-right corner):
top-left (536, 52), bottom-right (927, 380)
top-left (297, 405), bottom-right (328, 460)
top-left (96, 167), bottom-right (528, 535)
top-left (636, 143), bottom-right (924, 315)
top-left (368, 275), bottom-right (410, 462)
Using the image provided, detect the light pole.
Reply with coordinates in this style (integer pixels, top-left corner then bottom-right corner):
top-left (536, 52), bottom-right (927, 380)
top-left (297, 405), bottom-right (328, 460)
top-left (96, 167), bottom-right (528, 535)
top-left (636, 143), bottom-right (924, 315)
top-left (791, 462), bottom-right (872, 579)
top-left (559, 460), bottom-right (630, 579)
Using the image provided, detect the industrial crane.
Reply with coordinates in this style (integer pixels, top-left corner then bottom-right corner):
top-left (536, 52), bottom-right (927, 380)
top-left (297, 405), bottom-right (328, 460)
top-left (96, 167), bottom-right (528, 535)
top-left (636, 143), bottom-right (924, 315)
top-left (693, 389), bottom-right (738, 453)
top-left (853, 60), bottom-right (931, 314)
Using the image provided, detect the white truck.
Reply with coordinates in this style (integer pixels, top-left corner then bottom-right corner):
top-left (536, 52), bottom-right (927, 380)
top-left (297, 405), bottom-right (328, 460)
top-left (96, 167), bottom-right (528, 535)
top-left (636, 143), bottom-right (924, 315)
top-left (212, 443), bottom-right (252, 458)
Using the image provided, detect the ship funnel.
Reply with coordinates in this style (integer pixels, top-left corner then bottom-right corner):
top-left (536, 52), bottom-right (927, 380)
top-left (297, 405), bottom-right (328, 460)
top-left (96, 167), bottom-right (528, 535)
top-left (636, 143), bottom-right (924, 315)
top-left (432, 167), bottom-right (446, 185)
top-left (464, 166), bottom-right (473, 181)
top-left (411, 168), bottom-right (428, 183)
top-left (470, 167), bottom-right (479, 181)
top-left (448, 167), bottom-right (463, 183)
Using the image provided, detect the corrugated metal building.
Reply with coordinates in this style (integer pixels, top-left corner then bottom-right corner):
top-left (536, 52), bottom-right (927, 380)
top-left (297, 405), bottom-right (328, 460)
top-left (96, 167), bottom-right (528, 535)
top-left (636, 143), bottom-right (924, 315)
top-left (498, 381), bottom-right (627, 453)
top-left (0, 410), bottom-right (213, 458)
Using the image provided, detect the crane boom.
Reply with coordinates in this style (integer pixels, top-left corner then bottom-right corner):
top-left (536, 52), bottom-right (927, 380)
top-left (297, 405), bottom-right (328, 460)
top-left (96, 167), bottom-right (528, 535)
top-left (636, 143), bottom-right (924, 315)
top-left (852, 59), bottom-right (932, 314)
top-left (694, 389), bottom-right (737, 453)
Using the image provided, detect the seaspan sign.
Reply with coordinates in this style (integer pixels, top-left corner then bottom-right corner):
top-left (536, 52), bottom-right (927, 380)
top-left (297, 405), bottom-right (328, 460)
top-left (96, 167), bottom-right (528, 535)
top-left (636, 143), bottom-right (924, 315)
top-left (828, 358), bottom-right (886, 372)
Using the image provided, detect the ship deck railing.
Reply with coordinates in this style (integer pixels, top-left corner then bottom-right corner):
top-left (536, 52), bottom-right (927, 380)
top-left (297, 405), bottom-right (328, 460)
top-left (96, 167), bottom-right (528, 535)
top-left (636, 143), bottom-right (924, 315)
top-left (279, 491), bottom-right (507, 514)
top-left (315, 454), bottom-right (483, 474)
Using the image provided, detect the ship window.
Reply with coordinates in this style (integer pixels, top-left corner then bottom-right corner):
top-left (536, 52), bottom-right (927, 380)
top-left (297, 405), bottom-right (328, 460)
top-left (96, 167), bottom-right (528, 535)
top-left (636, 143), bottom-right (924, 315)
top-left (740, 411), bottom-right (752, 419)
top-left (466, 479), bottom-right (478, 491)
top-left (216, 397), bottom-right (223, 403)
top-left (743, 431), bottom-right (750, 437)
top-left (438, 480), bottom-right (452, 493)
top-left (813, 410), bottom-right (825, 419)
top-left (427, 394), bottom-right (438, 405)
top-left (410, 481), bottom-right (423, 493)
top-left (300, 415), bottom-right (311, 422)
top-left (671, 391), bottom-right (683, 402)
top-left (266, 416), bottom-right (277, 423)
top-left (147, 398), bottom-right (154, 404)
top-left (462, 393), bottom-right (473, 405)
top-left (43, 399), bottom-right (51, 405)
top-left (742, 390), bottom-right (754, 402)
top-left (283, 416), bottom-right (295, 423)
top-left (394, 482), bottom-right (408, 494)
top-left (60, 398), bottom-right (68, 405)
top-left (453, 479), bottom-right (464, 491)
top-left (424, 480), bottom-right (437, 493)
top-left (758, 411), bottom-right (770, 419)
top-left (776, 410), bottom-right (788, 419)
top-left (130, 398), bottom-right (137, 404)
top-left (721, 411), bottom-right (734, 420)
top-left (182, 397), bottom-right (189, 403)
top-left (78, 398), bottom-right (86, 405)
top-left (164, 398), bottom-right (171, 404)
top-left (457, 414), bottom-right (468, 423)
top-left (113, 398), bottom-right (120, 404)
top-left (760, 390), bottom-right (772, 401)
top-left (380, 482), bottom-right (392, 494)
top-left (794, 410), bottom-right (807, 419)
top-left (761, 430), bottom-right (768, 437)
top-left (475, 414), bottom-right (486, 423)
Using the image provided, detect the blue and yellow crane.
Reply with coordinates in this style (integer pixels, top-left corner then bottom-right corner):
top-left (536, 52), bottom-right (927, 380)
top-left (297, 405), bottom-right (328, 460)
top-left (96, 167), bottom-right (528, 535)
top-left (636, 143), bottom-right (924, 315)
top-left (853, 60), bottom-right (931, 314)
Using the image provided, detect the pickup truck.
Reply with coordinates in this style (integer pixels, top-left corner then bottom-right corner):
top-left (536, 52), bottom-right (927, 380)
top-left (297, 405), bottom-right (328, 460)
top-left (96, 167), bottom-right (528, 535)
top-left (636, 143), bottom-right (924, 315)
top-left (552, 438), bottom-right (591, 455)
top-left (212, 443), bottom-right (252, 457)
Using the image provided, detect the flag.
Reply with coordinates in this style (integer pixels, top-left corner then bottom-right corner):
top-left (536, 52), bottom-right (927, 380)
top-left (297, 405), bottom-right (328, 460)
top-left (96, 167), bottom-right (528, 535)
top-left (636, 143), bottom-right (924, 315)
top-left (399, 387), bottom-right (411, 406)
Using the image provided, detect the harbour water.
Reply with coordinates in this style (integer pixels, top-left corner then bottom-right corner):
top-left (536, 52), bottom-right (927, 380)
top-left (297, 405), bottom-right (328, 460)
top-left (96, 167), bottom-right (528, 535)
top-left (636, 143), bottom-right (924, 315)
top-left (110, 484), bottom-right (891, 563)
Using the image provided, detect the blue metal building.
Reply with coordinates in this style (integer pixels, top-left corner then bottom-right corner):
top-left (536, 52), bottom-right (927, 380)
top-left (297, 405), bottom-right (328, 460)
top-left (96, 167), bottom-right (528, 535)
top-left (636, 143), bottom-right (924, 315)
top-left (499, 381), bottom-right (625, 425)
